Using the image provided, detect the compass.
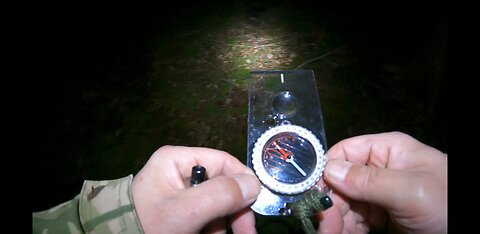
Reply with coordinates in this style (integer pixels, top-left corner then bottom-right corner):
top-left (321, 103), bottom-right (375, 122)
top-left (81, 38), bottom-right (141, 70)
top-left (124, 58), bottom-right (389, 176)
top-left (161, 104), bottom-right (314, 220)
top-left (247, 70), bottom-right (329, 215)
top-left (252, 124), bottom-right (326, 195)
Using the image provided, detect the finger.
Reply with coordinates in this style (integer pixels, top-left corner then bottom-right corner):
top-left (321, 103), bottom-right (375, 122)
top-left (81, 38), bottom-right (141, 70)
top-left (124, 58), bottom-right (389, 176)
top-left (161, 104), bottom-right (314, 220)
top-left (202, 217), bottom-right (227, 234)
top-left (350, 201), bottom-right (369, 223)
top-left (147, 146), bottom-right (249, 189)
top-left (162, 173), bottom-right (260, 233)
top-left (350, 202), bottom-right (386, 233)
top-left (317, 203), bottom-right (343, 234)
top-left (326, 131), bottom-right (421, 169)
top-left (231, 207), bottom-right (257, 234)
top-left (156, 145), bottom-right (248, 177)
top-left (317, 191), bottom-right (348, 234)
top-left (342, 211), bottom-right (357, 233)
top-left (324, 159), bottom-right (408, 210)
top-left (367, 204), bottom-right (388, 231)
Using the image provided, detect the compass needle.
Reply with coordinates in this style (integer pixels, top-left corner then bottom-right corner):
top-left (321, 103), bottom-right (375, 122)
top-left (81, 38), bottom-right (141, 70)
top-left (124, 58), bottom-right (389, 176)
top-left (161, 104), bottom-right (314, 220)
top-left (286, 156), bottom-right (307, 176)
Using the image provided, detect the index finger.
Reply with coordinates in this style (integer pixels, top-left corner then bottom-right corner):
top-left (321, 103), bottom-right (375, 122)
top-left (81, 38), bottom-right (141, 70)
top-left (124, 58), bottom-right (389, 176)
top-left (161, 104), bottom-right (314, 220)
top-left (151, 145), bottom-right (249, 180)
top-left (326, 132), bottom-right (422, 169)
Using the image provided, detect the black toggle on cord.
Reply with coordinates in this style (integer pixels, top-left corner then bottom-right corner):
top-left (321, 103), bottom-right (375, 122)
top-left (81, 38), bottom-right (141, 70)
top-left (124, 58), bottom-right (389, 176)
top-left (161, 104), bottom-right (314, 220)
top-left (288, 189), bottom-right (333, 234)
top-left (191, 165), bottom-right (206, 187)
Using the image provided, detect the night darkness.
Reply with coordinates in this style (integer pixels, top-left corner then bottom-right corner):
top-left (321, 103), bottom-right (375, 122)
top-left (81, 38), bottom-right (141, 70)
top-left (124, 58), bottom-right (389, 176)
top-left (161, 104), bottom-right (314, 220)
top-left (31, 1), bottom-right (447, 232)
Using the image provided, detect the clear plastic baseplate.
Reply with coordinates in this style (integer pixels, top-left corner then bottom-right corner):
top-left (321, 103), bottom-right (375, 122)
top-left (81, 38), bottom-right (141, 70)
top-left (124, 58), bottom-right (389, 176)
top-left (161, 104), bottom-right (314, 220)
top-left (247, 70), bottom-right (331, 216)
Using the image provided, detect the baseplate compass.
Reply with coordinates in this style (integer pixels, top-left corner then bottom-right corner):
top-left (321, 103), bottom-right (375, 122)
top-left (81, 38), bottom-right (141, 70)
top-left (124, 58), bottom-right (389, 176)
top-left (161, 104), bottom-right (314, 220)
top-left (247, 70), bottom-right (329, 216)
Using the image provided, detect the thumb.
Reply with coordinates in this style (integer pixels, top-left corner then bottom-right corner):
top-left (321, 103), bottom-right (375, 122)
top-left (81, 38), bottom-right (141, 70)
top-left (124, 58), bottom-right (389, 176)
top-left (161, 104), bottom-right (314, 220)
top-left (324, 160), bottom-right (406, 209)
top-left (169, 171), bottom-right (260, 232)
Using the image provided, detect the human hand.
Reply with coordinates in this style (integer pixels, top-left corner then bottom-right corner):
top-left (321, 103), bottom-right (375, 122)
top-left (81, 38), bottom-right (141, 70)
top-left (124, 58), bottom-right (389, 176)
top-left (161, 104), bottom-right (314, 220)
top-left (318, 132), bottom-right (447, 234)
top-left (132, 146), bottom-right (261, 234)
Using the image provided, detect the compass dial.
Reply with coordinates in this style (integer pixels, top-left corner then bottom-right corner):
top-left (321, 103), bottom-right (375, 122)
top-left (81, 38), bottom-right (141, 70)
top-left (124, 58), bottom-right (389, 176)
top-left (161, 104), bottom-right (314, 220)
top-left (252, 124), bottom-right (326, 195)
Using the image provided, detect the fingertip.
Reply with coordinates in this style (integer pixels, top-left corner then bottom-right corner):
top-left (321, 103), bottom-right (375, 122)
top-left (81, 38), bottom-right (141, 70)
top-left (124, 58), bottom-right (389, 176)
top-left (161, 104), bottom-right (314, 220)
top-left (325, 160), bottom-right (352, 183)
top-left (244, 167), bottom-right (256, 176)
top-left (182, 174), bottom-right (260, 219)
top-left (233, 173), bottom-right (261, 202)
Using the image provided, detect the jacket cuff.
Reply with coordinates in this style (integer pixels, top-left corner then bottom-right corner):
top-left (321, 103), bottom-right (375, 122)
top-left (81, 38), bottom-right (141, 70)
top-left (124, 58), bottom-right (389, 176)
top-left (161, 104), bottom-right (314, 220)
top-left (79, 175), bottom-right (144, 233)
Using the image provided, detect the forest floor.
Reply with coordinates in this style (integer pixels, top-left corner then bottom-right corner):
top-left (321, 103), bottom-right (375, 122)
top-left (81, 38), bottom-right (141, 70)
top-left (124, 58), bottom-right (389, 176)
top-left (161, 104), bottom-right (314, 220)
top-left (33, 2), bottom-right (447, 233)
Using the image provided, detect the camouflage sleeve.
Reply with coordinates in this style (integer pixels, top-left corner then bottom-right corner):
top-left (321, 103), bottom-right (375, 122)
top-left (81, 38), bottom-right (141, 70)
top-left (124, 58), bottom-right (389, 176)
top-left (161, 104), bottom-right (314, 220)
top-left (32, 175), bottom-right (144, 234)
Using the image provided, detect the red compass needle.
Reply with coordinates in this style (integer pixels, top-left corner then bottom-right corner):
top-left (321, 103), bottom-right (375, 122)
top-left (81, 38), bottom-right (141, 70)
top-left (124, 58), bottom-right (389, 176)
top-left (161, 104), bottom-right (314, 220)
top-left (273, 141), bottom-right (307, 176)
top-left (272, 141), bottom-right (291, 161)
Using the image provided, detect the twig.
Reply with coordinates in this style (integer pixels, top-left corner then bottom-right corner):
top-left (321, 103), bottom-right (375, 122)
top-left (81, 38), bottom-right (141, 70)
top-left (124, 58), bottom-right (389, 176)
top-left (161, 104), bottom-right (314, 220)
top-left (253, 37), bottom-right (297, 48)
top-left (294, 45), bottom-right (349, 69)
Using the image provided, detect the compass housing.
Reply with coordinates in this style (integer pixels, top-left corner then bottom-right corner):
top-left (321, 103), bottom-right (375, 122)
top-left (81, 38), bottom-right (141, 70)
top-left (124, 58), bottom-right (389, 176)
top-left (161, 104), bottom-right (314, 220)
top-left (252, 124), bottom-right (326, 195)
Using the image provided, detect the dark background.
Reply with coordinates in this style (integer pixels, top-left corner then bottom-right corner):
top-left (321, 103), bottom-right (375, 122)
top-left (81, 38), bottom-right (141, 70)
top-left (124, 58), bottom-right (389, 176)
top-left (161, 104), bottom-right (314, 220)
top-left (31, 1), bottom-right (447, 232)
